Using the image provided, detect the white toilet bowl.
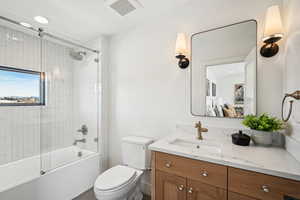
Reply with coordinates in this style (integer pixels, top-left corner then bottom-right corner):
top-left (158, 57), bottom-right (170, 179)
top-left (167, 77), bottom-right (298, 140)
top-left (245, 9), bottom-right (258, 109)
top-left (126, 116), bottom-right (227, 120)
top-left (94, 165), bottom-right (143, 200)
top-left (94, 136), bottom-right (154, 200)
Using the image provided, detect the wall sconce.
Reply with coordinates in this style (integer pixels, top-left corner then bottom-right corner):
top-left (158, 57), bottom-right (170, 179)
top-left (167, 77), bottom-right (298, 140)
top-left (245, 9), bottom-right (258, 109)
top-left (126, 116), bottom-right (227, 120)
top-left (175, 33), bottom-right (189, 69)
top-left (260, 5), bottom-right (284, 58)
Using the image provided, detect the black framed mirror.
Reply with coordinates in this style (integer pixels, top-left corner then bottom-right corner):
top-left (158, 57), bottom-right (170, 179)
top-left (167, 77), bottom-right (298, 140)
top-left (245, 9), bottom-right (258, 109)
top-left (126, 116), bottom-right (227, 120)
top-left (190, 20), bottom-right (257, 118)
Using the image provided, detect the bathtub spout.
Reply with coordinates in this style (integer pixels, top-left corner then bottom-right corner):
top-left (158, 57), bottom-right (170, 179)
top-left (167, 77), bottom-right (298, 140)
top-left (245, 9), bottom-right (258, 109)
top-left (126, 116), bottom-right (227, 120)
top-left (73, 138), bottom-right (86, 145)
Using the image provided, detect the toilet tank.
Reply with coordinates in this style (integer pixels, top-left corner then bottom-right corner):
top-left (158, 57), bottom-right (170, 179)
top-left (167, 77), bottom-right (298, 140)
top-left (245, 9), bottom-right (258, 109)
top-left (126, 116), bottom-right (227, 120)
top-left (122, 136), bottom-right (154, 170)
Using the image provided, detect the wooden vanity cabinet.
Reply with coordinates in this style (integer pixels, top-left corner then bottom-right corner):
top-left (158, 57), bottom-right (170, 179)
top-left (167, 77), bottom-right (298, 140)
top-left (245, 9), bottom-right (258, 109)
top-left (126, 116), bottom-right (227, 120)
top-left (155, 151), bottom-right (227, 189)
top-left (154, 170), bottom-right (226, 200)
top-left (187, 179), bottom-right (227, 200)
top-left (228, 167), bottom-right (300, 200)
top-left (228, 192), bottom-right (258, 200)
top-left (152, 151), bottom-right (300, 200)
top-left (152, 152), bottom-right (227, 200)
top-left (155, 170), bottom-right (187, 200)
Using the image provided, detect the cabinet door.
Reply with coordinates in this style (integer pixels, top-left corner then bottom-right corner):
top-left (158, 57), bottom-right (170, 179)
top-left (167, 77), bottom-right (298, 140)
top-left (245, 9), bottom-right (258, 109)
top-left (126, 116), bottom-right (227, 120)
top-left (187, 179), bottom-right (226, 200)
top-left (228, 192), bottom-right (259, 200)
top-left (155, 170), bottom-right (187, 200)
top-left (229, 167), bottom-right (300, 200)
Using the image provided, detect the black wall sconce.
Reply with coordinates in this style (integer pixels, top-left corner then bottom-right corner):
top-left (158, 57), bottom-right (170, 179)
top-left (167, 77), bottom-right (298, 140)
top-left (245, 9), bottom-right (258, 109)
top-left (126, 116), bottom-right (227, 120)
top-left (175, 33), bottom-right (190, 69)
top-left (260, 5), bottom-right (284, 58)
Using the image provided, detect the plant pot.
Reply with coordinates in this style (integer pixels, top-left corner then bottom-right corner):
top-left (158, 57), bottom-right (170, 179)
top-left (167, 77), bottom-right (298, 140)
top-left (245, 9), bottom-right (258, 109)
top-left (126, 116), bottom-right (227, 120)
top-left (251, 130), bottom-right (273, 146)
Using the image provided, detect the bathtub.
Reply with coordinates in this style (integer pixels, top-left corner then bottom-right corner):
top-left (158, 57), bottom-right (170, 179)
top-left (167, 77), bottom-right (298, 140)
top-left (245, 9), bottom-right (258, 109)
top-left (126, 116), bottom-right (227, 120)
top-left (0, 146), bottom-right (100, 200)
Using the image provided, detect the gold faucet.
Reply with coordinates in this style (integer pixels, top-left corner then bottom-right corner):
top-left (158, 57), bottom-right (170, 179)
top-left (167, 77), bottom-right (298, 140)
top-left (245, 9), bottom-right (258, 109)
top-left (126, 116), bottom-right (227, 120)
top-left (195, 121), bottom-right (208, 140)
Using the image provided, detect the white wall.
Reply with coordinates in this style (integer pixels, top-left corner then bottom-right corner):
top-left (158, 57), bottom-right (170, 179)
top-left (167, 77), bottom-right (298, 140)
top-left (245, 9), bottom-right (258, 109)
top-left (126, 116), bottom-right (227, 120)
top-left (108, 0), bottom-right (283, 171)
top-left (283, 0), bottom-right (300, 162)
top-left (217, 73), bottom-right (245, 105)
top-left (245, 48), bottom-right (257, 115)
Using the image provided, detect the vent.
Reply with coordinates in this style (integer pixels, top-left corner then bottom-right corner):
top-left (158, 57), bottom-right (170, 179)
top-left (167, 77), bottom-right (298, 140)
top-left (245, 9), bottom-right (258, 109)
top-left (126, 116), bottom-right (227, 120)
top-left (110, 0), bottom-right (136, 16)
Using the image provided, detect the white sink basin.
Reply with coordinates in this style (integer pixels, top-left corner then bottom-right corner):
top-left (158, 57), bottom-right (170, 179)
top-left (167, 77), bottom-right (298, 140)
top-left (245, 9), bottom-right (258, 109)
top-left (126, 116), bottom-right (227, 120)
top-left (169, 138), bottom-right (221, 154)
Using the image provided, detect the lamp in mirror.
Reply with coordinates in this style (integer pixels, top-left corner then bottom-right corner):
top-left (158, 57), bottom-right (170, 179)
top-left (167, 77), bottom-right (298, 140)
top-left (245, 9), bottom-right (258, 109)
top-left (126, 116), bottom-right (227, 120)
top-left (260, 5), bottom-right (284, 58)
top-left (175, 33), bottom-right (189, 69)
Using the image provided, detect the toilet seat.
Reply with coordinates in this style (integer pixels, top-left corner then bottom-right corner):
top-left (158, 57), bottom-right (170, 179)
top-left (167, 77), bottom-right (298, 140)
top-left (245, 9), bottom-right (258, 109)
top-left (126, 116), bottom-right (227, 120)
top-left (94, 165), bottom-right (137, 192)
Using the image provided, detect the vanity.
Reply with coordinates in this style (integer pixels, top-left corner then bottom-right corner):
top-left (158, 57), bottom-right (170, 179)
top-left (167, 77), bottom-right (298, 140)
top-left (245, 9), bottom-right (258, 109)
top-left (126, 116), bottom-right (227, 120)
top-left (149, 127), bottom-right (300, 200)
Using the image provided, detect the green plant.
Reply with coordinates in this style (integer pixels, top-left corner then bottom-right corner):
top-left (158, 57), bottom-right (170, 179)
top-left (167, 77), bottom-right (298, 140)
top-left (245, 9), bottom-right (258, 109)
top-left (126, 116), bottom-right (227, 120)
top-left (242, 114), bottom-right (283, 132)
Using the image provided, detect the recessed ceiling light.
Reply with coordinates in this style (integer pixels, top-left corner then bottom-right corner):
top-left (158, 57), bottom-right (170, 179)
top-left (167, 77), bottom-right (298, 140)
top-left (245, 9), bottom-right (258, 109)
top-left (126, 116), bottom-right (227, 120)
top-left (34, 16), bottom-right (49, 24)
top-left (20, 22), bottom-right (32, 28)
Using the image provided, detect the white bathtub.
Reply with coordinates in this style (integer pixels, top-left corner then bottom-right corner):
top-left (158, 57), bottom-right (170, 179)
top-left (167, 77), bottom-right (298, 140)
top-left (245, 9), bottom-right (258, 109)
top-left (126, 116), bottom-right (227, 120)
top-left (0, 146), bottom-right (100, 200)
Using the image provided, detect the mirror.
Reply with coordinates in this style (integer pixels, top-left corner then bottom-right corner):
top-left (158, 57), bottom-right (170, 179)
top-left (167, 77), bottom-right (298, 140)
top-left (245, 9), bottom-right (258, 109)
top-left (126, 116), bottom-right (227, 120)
top-left (191, 20), bottom-right (257, 118)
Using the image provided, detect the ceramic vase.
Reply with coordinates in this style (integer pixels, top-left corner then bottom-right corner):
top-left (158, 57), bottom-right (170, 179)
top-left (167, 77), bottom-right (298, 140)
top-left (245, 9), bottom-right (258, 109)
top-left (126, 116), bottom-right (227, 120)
top-left (251, 130), bottom-right (273, 146)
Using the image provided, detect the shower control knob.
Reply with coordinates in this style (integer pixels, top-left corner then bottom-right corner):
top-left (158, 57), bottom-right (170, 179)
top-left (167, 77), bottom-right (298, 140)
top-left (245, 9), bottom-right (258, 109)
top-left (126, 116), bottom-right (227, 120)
top-left (188, 188), bottom-right (193, 194)
top-left (77, 125), bottom-right (88, 135)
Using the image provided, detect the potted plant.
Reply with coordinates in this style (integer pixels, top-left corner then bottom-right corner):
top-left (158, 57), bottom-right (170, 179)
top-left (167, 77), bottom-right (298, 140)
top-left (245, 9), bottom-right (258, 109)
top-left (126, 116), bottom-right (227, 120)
top-left (242, 114), bottom-right (284, 146)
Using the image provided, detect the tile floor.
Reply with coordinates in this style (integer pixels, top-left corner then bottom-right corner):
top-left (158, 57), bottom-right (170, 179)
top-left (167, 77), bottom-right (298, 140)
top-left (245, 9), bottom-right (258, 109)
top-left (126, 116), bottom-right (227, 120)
top-left (73, 188), bottom-right (151, 200)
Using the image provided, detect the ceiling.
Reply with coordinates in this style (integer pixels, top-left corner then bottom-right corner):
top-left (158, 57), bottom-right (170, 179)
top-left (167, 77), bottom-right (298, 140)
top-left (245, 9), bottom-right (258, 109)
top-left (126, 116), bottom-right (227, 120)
top-left (207, 62), bottom-right (245, 79)
top-left (192, 20), bottom-right (257, 64)
top-left (0, 0), bottom-right (191, 42)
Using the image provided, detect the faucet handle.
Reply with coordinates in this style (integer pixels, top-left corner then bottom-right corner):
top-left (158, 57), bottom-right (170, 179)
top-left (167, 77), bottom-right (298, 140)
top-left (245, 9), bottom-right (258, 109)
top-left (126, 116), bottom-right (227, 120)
top-left (195, 121), bottom-right (202, 128)
top-left (201, 127), bottom-right (208, 133)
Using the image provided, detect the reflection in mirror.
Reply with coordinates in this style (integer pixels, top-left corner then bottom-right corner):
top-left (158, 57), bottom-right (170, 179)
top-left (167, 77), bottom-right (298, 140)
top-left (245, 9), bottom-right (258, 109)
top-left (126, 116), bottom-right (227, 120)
top-left (191, 20), bottom-right (257, 118)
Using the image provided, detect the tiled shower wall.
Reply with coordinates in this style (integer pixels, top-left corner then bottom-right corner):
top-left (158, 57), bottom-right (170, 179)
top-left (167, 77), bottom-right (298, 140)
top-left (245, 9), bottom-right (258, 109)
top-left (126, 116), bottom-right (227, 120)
top-left (41, 39), bottom-right (75, 155)
top-left (0, 25), bottom-right (76, 165)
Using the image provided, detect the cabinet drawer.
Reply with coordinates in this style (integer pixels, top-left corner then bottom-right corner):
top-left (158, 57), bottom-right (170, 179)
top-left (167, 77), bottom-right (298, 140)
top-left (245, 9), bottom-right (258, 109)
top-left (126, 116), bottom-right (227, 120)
top-left (155, 152), bottom-right (227, 189)
top-left (228, 192), bottom-right (258, 200)
top-left (228, 167), bottom-right (300, 200)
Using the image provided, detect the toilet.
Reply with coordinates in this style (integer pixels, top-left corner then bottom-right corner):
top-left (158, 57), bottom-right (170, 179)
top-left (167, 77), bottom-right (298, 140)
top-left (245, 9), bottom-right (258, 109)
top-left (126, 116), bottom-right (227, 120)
top-left (94, 136), bottom-right (154, 200)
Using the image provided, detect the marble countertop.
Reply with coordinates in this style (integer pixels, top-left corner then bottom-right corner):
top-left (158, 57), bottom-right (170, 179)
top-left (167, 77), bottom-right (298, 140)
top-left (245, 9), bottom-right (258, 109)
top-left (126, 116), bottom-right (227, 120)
top-left (149, 126), bottom-right (300, 181)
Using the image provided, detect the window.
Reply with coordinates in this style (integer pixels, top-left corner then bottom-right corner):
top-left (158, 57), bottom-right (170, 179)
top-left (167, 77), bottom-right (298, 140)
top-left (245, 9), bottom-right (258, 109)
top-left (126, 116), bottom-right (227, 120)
top-left (0, 66), bottom-right (45, 106)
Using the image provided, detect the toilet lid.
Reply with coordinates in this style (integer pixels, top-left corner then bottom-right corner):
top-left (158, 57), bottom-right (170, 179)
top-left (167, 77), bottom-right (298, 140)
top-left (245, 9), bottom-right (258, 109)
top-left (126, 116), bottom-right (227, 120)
top-left (95, 165), bottom-right (137, 191)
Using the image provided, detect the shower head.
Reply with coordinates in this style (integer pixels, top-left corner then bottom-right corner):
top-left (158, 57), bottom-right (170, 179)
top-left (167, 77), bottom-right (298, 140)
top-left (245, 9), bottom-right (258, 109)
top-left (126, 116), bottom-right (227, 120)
top-left (69, 50), bottom-right (86, 61)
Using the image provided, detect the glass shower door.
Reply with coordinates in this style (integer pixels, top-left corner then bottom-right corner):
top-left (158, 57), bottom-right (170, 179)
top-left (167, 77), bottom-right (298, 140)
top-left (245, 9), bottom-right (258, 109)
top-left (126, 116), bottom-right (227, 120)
top-left (0, 23), bottom-right (42, 191)
top-left (40, 36), bottom-right (99, 173)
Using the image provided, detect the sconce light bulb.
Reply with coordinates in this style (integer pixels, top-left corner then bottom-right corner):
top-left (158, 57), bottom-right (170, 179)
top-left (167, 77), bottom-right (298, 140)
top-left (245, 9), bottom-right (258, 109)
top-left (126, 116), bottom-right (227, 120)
top-left (261, 5), bottom-right (284, 58)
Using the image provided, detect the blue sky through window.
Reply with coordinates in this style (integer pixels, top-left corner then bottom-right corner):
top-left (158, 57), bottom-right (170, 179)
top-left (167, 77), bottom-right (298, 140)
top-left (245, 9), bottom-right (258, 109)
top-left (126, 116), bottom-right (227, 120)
top-left (0, 69), bottom-right (40, 98)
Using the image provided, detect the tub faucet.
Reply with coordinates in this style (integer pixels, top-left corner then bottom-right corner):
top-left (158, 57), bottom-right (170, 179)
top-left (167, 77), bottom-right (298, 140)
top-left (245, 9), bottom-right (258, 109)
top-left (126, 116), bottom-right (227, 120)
top-left (77, 125), bottom-right (88, 135)
top-left (195, 121), bottom-right (208, 140)
top-left (73, 138), bottom-right (86, 145)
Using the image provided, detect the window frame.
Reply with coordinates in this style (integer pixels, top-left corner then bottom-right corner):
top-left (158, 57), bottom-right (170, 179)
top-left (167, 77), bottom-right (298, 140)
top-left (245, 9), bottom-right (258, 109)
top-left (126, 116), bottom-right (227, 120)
top-left (0, 65), bottom-right (45, 106)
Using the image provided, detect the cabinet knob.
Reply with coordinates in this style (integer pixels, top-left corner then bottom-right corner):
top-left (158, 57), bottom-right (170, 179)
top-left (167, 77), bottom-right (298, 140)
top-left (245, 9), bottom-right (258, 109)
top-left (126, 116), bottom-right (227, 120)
top-left (262, 185), bottom-right (270, 193)
top-left (188, 188), bottom-right (193, 194)
top-left (177, 185), bottom-right (184, 191)
top-left (165, 162), bottom-right (172, 168)
top-left (202, 171), bottom-right (208, 177)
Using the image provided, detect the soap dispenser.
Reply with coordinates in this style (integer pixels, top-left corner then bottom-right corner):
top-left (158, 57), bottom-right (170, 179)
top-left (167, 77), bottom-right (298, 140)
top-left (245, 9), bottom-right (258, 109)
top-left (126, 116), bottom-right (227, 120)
top-left (231, 130), bottom-right (251, 146)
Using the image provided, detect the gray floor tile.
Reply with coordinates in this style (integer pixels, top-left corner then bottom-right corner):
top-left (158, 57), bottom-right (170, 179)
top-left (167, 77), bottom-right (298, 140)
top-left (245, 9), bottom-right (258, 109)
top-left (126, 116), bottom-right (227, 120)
top-left (73, 188), bottom-right (151, 200)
